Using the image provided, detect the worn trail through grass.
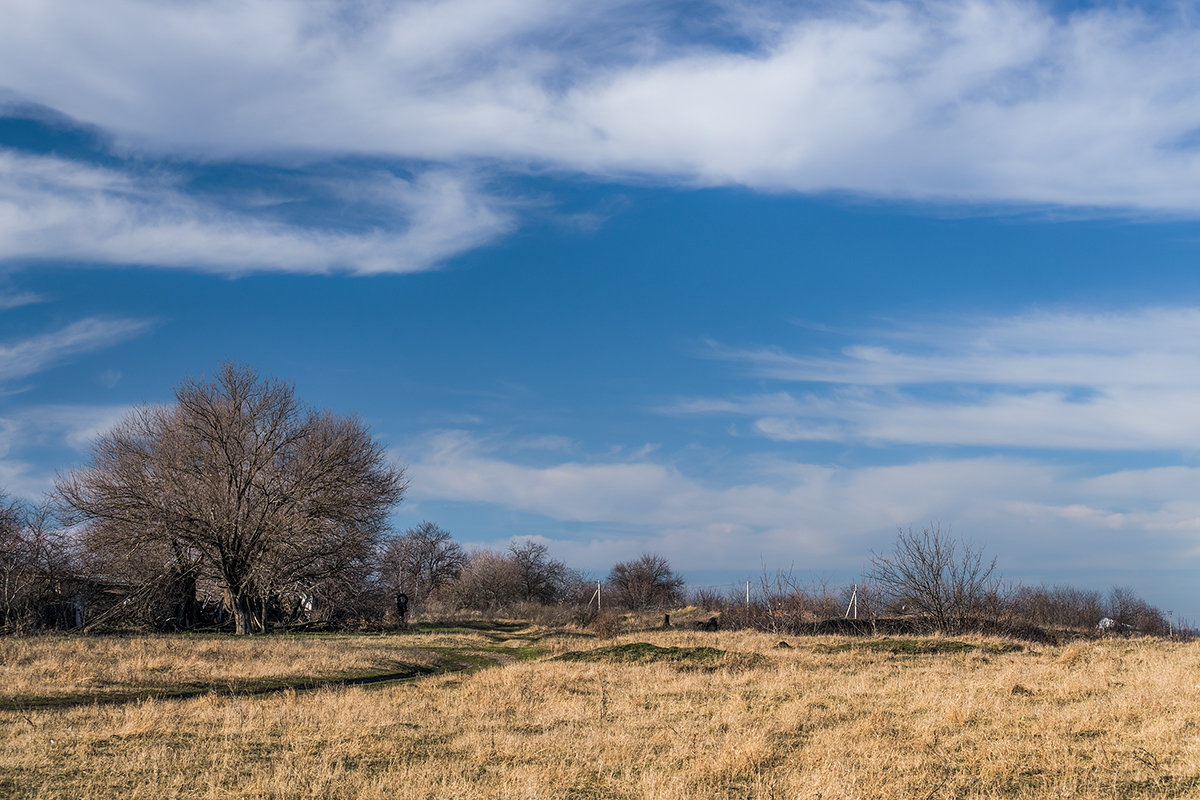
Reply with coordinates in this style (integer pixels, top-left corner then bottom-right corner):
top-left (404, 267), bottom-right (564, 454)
top-left (0, 621), bottom-right (547, 712)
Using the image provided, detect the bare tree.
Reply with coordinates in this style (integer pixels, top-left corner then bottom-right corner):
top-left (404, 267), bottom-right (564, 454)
top-left (56, 363), bottom-right (407, 635)
top-left (1008, 583), bottom-right (1105, 631)
top-left (606, 553), bottom-right (685, 611)
top-left (0, 496), bottom-right (76, 631)
top-left (870, 525), bottom-right (998, 633)
top-left (441, 549), bottom-right (523, 613)
top-left (382, 521), bottom-right (466, 606)
top-left (0, 494), bottom-right (30, 628)
top-left (509, 539), bottom-right (570, 604)
top-left (1107, 585), bottom-right (1168, 635)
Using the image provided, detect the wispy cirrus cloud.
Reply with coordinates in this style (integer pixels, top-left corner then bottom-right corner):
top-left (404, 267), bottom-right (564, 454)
top-left (0, 152), bottom-right (514, 274)
top-left (0, 290), bottom-right (44, 310)
top-left (0, 403), bottom-right (135, 498)
top-left (6, 1), bottom-right (1200, 212)
top-left (0, 316), bottom-right (151, 386)
top-left (0, 309), bottom-right (153, 496)
top-left (668, 308), bottom-right (1200, 451)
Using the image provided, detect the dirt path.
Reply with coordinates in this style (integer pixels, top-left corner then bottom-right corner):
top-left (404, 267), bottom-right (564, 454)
top-left (2, 632), bottom-right (536, 712)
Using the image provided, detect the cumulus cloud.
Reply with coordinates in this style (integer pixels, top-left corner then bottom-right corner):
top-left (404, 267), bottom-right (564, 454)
top-left (670, 308), bottom-right (1200, 450)
top-left (5, 1), bottom-right (1200, 211)
top-left (0, 152), bottom-right (513, 274)
top-left (403, 430), bottom-right (1200, 574)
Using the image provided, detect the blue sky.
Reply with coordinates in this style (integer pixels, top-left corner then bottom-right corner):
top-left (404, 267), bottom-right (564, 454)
top-left (4, 0), bottom-right (1200, 619)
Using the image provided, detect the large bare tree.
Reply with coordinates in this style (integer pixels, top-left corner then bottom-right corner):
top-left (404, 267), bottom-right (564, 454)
top-left (57, 363), bottom-right (407, 634)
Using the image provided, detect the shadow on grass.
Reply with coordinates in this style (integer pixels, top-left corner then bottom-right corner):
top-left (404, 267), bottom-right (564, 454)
top-left (0, 661), bottom-right (445, 712)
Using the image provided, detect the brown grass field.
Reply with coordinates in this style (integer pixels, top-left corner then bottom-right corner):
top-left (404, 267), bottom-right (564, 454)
top-left (1, 622), bottom-right (1198, 799)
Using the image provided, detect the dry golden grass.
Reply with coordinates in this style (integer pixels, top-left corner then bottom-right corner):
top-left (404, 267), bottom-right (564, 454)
top-left (0, 625), bottom-right (553, 703)
top-left (2, 627), bottom-right (1198, 798)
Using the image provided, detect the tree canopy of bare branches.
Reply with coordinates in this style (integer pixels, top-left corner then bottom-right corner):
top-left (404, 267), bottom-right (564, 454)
top-left (606, 553), bottom-right (684, 611)
top-left (870, 525), bottom-right (999, 633)
top-left (0, 496), bottom-right (75, 632)
top-left (509, 539), bottom-right (573, 604)
top-left (382, 521), bottom-right (466, 606)
top-left (56, 363), bottom-right (407, 635)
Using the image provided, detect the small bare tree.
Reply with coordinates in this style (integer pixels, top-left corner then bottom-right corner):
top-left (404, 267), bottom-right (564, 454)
top-left (606, 553), bottom-right (684, 611)
top-left (440, 548), bottom-right (523, 613)
top-left (1107, 585), bottom-right (1168, 635)
top-left (870, 525), bottom-right (998, 633)
top-left (382, 521), bottom-right (466, 607)
top-left (57, 363), bottom-right (407, 635)
top-left (0, 497), bottom-right (76, 631)
top-left (509, 539), bottom-right (570, 604)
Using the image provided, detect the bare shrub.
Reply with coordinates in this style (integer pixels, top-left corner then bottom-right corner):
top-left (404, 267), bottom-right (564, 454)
top-left (870, 525), bottom-right (999, 633)
top-left (1007, 583), bottom-right (1105, 630)
top-left (590, 612), bottom-right (621, 639)
top-left (690, 586), bottom-right (730, 612)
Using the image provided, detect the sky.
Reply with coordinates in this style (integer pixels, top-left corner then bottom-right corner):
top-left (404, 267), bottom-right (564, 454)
top-left (4, 0), bottom-right (1200, 621)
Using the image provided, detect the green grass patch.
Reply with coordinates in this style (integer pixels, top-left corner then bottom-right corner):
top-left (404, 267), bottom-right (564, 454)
top-left (552, 642), bottom-right (765, 670)
top-left (814, 637), bottom-right (1024, 656)
top-left (411, 620), bottom-right (531, 636)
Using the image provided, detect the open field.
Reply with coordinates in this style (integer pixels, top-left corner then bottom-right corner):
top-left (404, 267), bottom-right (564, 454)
top-left (2, 625), bottom-right (1199, 799)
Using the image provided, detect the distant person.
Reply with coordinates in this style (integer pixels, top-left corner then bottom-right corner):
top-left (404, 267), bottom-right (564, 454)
top-left (396, 592), bottom-right (409, 625)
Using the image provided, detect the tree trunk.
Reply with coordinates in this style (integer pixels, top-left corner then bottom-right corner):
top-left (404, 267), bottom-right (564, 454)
top-left (171, 572), bottom-right (198, 630)
top-left (232, 592), bottom-right (255, 635)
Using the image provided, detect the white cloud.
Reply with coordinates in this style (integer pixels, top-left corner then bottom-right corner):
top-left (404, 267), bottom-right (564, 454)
top-left (6, 1), bottom-right (1200, 211)
top-left (673, 308), bottom-right (1200, 450)
top-left (18, 404), bottom-right (134, 450)
top-left (0, 152), bottom-right (513, 274)
top-left (0, 314), bottom-right (150, 497)
top-left (0, 290), bottom-right (44, 310)
top-left (403, 430), bottom-right (1200, 575)
top-left (0, 403), bottom-right (135, 498)
top-left (0, 316), bottom-right (150, 385)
